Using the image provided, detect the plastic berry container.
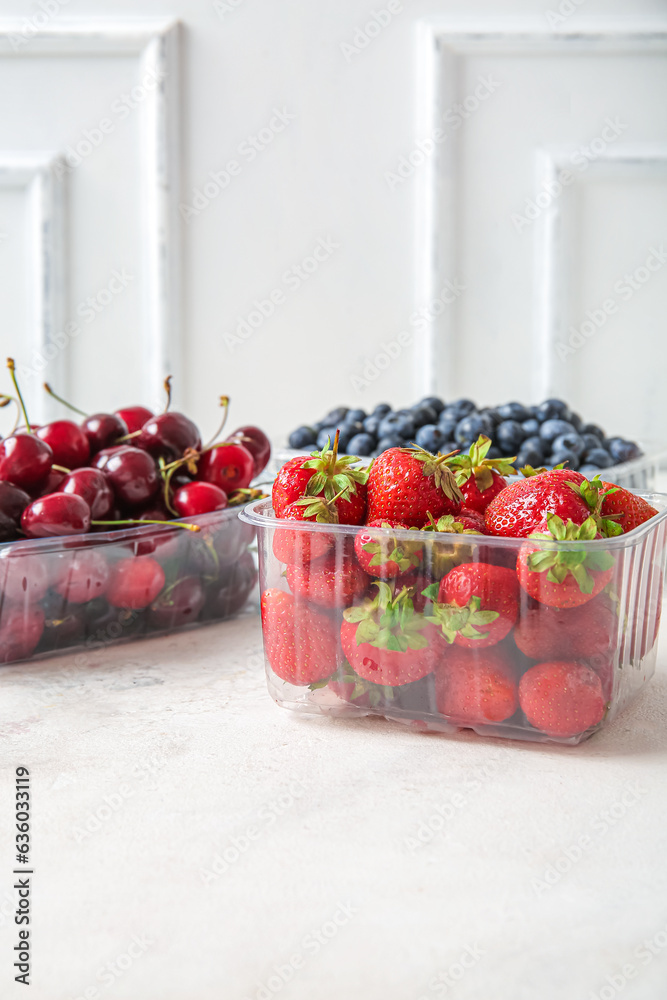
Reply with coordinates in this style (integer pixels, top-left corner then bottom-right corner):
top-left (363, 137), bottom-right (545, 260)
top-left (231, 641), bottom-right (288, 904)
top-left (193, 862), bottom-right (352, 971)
top-left (240, 496), bottom-right (667, 745)
top-left (0, 507), bottom-right (257, 666)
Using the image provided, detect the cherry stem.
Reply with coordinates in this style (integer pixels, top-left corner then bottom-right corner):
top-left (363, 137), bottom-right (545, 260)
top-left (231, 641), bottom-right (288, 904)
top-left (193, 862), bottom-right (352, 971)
top-left (43, 382), bottom-right (88, 418)
top-left (117, 429), bottom-right (143, 442)
top-left (0, 394), bottom-right (21, 435)
top-left (52, 464), bottom-right (71, 474)
top-left (91, 518), bottom-right (200, 533)
top-left (163, 375), bottom-right (172, 414)
top-left (7, 359), bottom-right (32, 433)
top-left (202, 396), bottom-right (230, 451)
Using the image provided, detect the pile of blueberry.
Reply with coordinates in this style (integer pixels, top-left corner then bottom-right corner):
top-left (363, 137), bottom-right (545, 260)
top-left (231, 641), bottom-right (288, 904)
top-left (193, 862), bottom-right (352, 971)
top-left (288, 397), bottom-right (642, 474)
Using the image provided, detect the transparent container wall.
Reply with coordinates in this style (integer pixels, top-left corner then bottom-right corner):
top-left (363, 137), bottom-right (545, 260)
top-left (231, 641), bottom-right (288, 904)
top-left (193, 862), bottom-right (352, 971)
top-left (242, 497), bottom-right (667, 746)
top-left (0, 508), bottom-right (257, 666)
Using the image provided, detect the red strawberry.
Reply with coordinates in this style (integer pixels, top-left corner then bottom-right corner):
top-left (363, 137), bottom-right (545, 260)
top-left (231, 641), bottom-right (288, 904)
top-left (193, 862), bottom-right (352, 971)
top-left (513, 594), bottom-right (617, 662)
top-left (518, 661), bottom-right (605, 737)
top-left (353, 520), bottom-right (423, 578)
top-left (261, 588), bottom-right (339, 685)
top-left (286, 550), bottom-right (369, 608)
top-left (434, 645), bottom-right (518, 724)
top-left (366, 446), bottom-right (463, 528)
top-left (518, 513), bottom-right (615, 608)
top-left (600, 481), bottom-right (657, 533)
top-left (272, 431), bottom-right (368, 524)
top-left (485, 468), bottom-right (588, 538)
top-left (341, 581), bottom-right (442, 685)
top-left (445, 435), bottom-right (516, 513)
top-left (272, 495), bottom-right (338, 565)
top-left (425, 563), bottom-right (519, 648)
top-left (421, 510), bottom-right (494, 578)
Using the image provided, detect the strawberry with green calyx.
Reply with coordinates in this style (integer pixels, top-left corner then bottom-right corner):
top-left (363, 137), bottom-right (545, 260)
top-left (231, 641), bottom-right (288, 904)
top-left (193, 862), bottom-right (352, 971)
top-left (272, 430), bottom-right (368, 524)
top-left (423, 563), bottom-right (519, 648)
top-left (519, 462), bottom-right (566, 478)
top-left (272, 490), bottom-right (345, 565)
top-left (422, 511), bottom-right (485, 579)
top-left (484, 468), bottom-right (588, 538)
top-left (598, 481), bottom-right (658, 534)
top-left (261, 589), bottom-right (340, 685)
top-left (518, 513), bottom-right (615, 608)
top-left (444, 435), bottom-right (516, 513)
top-left (340, 581), bottom-right (442, 685)
top-left (423, 511), bottom-right (486, 535)
top-left (366, 446), bottom-right (463, 528)
top-left (285, 549), bottom-right (369, 608)
top-left (565, 476), bottom-right (624, 538)
top-left (353, 520), bottom-right (423, 578)
top-left (316, 661), bottom-right (395, 709)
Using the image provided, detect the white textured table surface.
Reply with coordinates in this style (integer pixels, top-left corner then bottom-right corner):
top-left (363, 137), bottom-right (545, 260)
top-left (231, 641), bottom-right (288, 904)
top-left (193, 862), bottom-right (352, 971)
top-left (1, 610), bottom-right (667, 1000)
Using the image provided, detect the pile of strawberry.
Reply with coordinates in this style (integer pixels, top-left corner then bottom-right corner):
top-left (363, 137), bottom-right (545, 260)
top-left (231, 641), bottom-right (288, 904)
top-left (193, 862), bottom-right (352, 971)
top-left (262, 433), bottom-right (659, 741)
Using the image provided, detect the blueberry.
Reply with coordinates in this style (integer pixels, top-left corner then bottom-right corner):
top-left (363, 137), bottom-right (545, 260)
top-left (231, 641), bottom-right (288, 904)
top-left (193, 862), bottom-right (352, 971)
top-left (581, 422), bottom-right (605, 439)
top-left (376, 434), bottom-right (404, 453)
top-left (447, 398), bottom-right (477, 420)
top-left (363, 414), bottom-right (382, 436)
top-left (535, 399), bottom-right (571, 423)
top-left (579, 464), bottom-right (602, 477)
top-left (539, 418), bottom-right (576, 444)
top-left (487, 445), bottom-right (502, 460)
top-left (345, 408), bottom-right (366, 424)
top-left (378, 413), bottom-right (415, 440)
top-left (479, 407), bottom-right (502, 425)
top-left (346, 433), bottom-right (375, 456)
top-left (410, 404), bottom-right (438, 428)
top-left (288, 426), bottom-right (317, 450)
top-left (437, 413), bottom-right (458, 439)
top-left (455, 413), bottom-right (493, 446)
top-left (322, 406), bottom-right (349, 425)
top-left (581, 433), bottom-right (603, 453)
top-left (606, 438), bottom-right (642, 464)
top-left (317, 426), bottom-right (341, 450)
top-left (517, 444), bottom-right (545, 469)
top-left (343, 420), bottom-right (365, 437)
top-left (521, 418), bottom-right (540, 437)
top-left (496, 420), bottom-right (526, 454)
top-left (496, 401), bottom-right (530, 423)
top-left (552, 432), bottom-right (585, 457)
top-left (419, 395), bottom-right (445, 414)
top-left (569, 411), bottom-right (583, 432)
top-left (415, 424), bottom-right (447, 452)
top-left (373, 403), bottom-right (392, 418)
top-left (549, 448), bottom-right (580, 471)
top-left (441, 440), bottom-right (459, 455)
top-left (584, 447), bottom-right (614, 469)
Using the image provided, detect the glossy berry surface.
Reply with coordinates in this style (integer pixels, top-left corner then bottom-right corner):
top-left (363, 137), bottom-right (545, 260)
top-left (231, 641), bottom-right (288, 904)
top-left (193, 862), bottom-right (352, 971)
top-left (148, 576), bottom-right (206, 629)
top-left (21, 493), bottom-right (91, 538)
top-left (225, 425), bottom-right (271, 476)
top-left (172, 481), bottom-right (228, 517)
top-left (101, 446), bottom-right (160, 506)
top-left (82, 413), bottom-right (128, 454)
top-left (36, 420), bottom-right (90, 469)
top-left (106, 556), bottom-right (165, 609)
top-left (61, 467), bottom-right (114, 519)
top-left (137, 412), bottom-right (201, 461)
top-left (0, 480), bottom-right (31, 523)
top-left (54, 549), bottom-right (110, 603)
top-left (197, 442), bottom-right (254, 492)
top-left (0, 434), bottom-right (53, 490)
top-left (115, 405), bottom-right (154, 434)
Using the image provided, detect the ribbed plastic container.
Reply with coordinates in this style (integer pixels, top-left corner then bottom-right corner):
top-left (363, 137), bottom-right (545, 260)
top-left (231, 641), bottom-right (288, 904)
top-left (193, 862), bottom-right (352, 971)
top-left (0, 507), bottom-right (257, 666)
top-left (241, 496), bottom-right (667, 745)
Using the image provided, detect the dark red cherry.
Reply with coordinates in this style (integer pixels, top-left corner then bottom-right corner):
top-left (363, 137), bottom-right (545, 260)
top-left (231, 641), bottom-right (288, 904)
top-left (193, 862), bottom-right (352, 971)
top-left (0, 511), bottom-right (18, 542)
top-left (136, 412), bottom-right (202, 461)
top-left (0, 606), bottom-right (45, 664)
top-left (35, 468), bottom-right (67, 497)
top-left (106, 556), bottom-right (165, 609)
top-left (39, 592), bottom-right (86, 651)
top-left (115, 406), bottom-right (154, 435)
top-left (100, 446), bottom-right (159, 507)
top-left (202, 551), bottom-right (257, 620)
top-left (61, 467), bottom-right (114, 519)
top-left (0, 547), bottom-right (50, 602)
top-left (148, 576), bottom-right (205, 630)
top-left (172, 481), bottom-right (228, 517)
top-left (225, 425), bottom-right (271, 476)
top-left (197, 442), bottom-right (254, 492)
top-left (54, 549), bottom-right (109, 603)
top-left (0, 433), bottom-right (53, 490)
top-left (36, 420), bottom-right (90, 469)
top-left (134, 500), bottom-right (170, 522)
top-left (21, 493), bottom-right (91, 538)
top-left (0, 480), bottom-right (31, 522)
top-left (81, 413), bottom-right (128, 454)
top-left (91, 446), bottom-right (127, 471)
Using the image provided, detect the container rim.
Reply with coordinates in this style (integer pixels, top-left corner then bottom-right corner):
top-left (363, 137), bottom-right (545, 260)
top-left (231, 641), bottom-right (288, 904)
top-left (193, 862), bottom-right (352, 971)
top-left (239, 493), bottom-right (667, 549)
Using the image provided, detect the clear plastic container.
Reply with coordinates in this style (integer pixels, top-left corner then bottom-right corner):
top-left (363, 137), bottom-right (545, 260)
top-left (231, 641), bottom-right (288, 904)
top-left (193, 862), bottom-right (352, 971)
top-left (241, 496), bottom-right (667, 745)
top-left (0, 506), bottom-right (257, 666)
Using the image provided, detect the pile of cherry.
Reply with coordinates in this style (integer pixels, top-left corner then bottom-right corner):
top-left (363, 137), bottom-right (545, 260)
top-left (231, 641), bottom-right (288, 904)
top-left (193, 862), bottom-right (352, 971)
top-left (0, 361), bottom-right (270, 663)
